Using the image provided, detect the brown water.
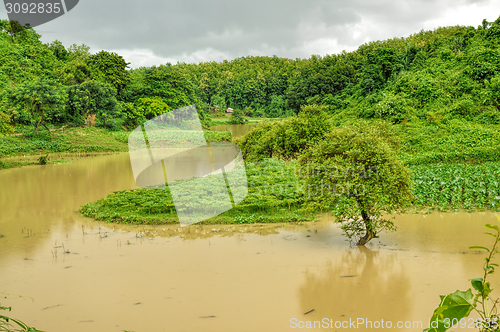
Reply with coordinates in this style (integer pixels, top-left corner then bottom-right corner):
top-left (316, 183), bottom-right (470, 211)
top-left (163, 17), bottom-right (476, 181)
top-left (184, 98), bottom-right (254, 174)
top-left (210, 123), bottom-right (260, 138)
top-left (0, 153), bottom-right (498, 332)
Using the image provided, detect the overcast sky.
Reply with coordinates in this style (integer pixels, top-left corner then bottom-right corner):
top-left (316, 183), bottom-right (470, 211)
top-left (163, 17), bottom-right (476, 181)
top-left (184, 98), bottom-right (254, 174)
top-left (1, 0), bottom-right (499, 68)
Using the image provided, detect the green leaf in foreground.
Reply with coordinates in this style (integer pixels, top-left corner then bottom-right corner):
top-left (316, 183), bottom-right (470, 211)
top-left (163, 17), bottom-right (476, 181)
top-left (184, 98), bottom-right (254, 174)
top-left (470, 277), bottom-right (484, 292)
top-left (469, 246), bottom-right (491, 252)
top-left (424, 289), bottom-right (474, 332)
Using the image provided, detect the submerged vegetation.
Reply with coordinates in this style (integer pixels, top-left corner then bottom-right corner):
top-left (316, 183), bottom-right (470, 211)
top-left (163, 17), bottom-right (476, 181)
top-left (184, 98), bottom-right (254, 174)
top-left (1, 293), bottom-right (42, 332)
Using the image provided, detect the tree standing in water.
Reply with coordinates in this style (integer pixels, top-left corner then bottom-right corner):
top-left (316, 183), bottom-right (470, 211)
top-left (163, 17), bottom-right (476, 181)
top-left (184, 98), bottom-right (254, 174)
top-left (299, 121), bottom-right (413, 246)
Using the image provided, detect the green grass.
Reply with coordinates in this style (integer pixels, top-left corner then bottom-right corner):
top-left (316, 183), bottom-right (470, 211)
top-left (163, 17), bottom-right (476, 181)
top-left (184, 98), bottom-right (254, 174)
top-left (396, 120), bottom-right (500, 165)
top-left (80, 159), bottom-right (315, 225)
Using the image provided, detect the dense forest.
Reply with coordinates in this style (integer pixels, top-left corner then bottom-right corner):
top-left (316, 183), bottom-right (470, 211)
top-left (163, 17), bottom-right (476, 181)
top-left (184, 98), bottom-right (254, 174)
top-left (0, 15), bottom-right (499, 134)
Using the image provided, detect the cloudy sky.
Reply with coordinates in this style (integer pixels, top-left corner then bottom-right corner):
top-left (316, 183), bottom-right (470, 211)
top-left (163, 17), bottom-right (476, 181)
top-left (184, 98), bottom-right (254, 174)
top-left (1, 0), bottom-right (499, 68)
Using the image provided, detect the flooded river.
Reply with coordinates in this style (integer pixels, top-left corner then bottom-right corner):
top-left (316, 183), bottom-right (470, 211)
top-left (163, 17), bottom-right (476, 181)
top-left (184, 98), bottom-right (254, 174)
top-left (0, 152), bottom-right (498, 331)
top-left (210, 123), bottom-right (260, 138)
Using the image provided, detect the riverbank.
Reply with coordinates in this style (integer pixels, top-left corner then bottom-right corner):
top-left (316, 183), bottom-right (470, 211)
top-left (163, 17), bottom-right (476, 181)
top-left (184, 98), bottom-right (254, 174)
top-left (209, 116), bottom-right (282, 125)
top-left (0, 125), bottom-right (232, 170)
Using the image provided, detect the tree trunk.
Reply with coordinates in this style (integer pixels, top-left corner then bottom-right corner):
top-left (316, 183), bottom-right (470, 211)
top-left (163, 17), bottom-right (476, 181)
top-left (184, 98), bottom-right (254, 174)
top-left (356, 209), bottom-right (375, 246)
top-left (35, 104), bottom-right (41, 134)
top-left (35, 104), bottom-right (50, 134)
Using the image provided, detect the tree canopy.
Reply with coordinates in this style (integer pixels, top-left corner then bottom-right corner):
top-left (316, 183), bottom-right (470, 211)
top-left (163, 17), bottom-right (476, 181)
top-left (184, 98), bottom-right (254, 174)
top-left (299, 121), bottom-right (413, 245)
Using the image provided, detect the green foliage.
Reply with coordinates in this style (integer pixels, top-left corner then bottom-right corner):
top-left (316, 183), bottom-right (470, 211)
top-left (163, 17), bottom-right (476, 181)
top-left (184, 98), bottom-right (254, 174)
top-left (67, 44), bottom-right (91, 61)
top-left (127, 65), bottom-right (195, 107)
top-left (37, 154), bottom-right (48, 165)
top-left (0, 112), bottom-right (14, 135)
top-left (299, 121), bottom-right (413, 245)
top-left (424, 290), bottom-right (475, 332)
top-left (0, 126), bottom-right (128, 158)
top-left (397, 121), bottom-right (500, 165)
top-left (412, 163), bottom-right (500, 212)
top-left (6, 78), bottom-right (67, 133)
top-left (66, 80), bottom-right (118, 127)
top-left (135, 96), bottom-right (170, 117)
top-left (3, 20), bottom-right (27, 43)
top-left (47, 40), bottom-right (68, 61)
top-left (228, 109), bottom-right (247, 124)
top-left (1, 294), bottom-right (43, 332)
top-left (55, 59), bottom-right (90, 86)
top-left (117, 101), bottom-right (145, 129)
top-left (80, 158), bottom-right (312, 224)
top-left (86, 50), bottom-right (131, 96)
top-left (235, 105), bottom-right (331, 162)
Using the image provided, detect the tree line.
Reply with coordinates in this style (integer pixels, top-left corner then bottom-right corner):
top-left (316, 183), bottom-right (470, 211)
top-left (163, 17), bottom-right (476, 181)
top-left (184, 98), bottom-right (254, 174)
top-left (0, 15), bottom-right (499, 134)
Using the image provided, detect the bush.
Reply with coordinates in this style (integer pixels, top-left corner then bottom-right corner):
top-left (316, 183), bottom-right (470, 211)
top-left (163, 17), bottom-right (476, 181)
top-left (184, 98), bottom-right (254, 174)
top-left (228, 109), bottom-right (247, 124)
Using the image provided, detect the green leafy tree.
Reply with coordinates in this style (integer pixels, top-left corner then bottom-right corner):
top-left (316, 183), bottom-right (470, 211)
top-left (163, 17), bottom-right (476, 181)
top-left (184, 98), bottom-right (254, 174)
top-left (117, 101), bottom-right (145, 129)
top-left (0, 112), bottom-right (14, 135)
top-left (236, 105), bottom-right (331, 162)
top-left (67, 43), bottom-right (91, 61)
top-left (66, 80), bottom-right (118, 128)
top-left (86, 50), bottom-right (131, 97)
top-left (127, 65), bottom-right (197, 107)
top-left (48, 40), bottom-right (68, 61)
top-left (4, 20), bottom-right (26, 43)
top-left (229, 109), bottom-right (247, 124)
top-left (135, 96), bottom-right (170, 118)
top-left (55, 59), bottom-right (91, 85)
top-left (299, 121), bottom-right (413, 246)
top-left (210, 94), bottom-right (226, 114)
top-left (8, 79), bottom-right (67, 134)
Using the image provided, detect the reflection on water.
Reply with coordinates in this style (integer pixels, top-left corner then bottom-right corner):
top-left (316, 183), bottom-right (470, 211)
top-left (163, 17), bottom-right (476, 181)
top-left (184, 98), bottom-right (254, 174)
top-left (0, 153), bottom-right (499, 331)
top-left (298, 246), bottom-right (412, 330)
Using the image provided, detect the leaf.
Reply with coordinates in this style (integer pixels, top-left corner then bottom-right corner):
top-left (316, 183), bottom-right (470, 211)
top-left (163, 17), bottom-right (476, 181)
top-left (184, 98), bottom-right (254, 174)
top-left (485, 223), bottom-right (499, 232)
top-left (483, 282), bottom-right (492, 298)
top-left (484, 232), bottom-right (497, 237)
top-left (470, 278), bottom-right (483, 292)
top-left (426, 289), bottom-right (474, 332)
top-left (469, 246), bottom-right (490, 252)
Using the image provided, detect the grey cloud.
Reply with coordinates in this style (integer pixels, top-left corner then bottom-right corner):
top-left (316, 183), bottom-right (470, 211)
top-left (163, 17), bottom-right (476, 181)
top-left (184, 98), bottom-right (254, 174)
top-left (0, 0), bottom-right (494, 66)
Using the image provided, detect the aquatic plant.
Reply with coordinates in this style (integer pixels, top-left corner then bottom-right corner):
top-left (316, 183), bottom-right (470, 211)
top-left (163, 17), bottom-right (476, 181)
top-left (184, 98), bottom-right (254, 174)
top-left (0, 298), bottom-right (42, 332)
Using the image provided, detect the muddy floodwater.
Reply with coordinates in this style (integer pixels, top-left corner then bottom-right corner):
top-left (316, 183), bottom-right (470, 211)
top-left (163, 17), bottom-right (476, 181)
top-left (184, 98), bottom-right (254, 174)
top-left (210, 123), bottom-right (260, 138)
top-left (0, 152), bottom-right (499, 332)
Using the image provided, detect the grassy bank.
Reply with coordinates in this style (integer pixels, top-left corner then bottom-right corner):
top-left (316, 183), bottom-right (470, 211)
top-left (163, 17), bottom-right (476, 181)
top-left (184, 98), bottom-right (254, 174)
top-left (0, 125), bottom-right (232, 169)
top-left (209, 116), bottom-right (283, 125)
top-left (80, 158), bottom-right (500, 225)
top-left (80, 159), bottom-right (315, 225)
